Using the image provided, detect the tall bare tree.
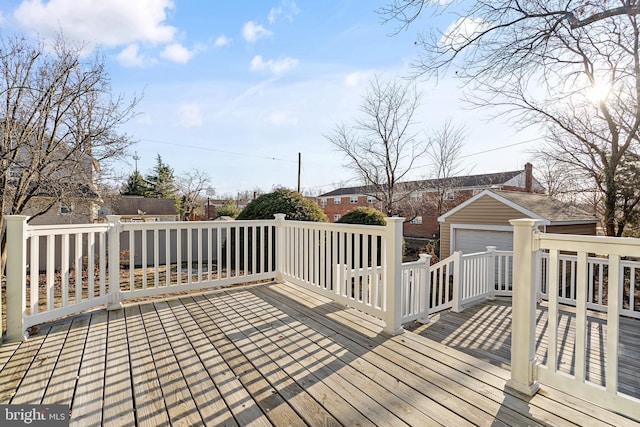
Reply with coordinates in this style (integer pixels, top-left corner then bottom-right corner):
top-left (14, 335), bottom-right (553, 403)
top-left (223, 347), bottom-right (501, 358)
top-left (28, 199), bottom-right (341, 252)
top-left (326, 75), bottom-right (428, 216)
top-left (0, 34), bottom-right (139, 262)
top-left (426, 119), bottom-right (466, 216)
top-left (381, 1), bottom-right (640, 236)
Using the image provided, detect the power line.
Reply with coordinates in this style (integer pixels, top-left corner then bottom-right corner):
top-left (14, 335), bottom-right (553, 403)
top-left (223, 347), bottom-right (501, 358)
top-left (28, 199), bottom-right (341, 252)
top-left (458, 137), bottom-right (544, 159)
top-left (138, 137), bottom-right (298, 163)
top-left (306, 136), bottom-right (545, 191)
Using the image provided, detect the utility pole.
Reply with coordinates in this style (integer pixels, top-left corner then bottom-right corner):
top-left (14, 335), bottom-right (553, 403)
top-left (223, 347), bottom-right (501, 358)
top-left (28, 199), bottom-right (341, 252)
top-left (297, 152), bottom-right (301, 193)
top-left (133, 151), bottom-right (140, 173)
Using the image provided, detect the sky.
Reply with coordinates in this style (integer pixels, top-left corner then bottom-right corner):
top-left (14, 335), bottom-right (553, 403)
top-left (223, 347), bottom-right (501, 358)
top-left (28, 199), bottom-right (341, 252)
top-left (0, 0), bottom-right (543, 197)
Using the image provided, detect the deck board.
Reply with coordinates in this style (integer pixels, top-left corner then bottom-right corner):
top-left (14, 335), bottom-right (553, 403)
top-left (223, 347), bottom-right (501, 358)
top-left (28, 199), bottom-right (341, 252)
top-left (0, 282), bottom-right (638, 426)
top-left (124, 305), bottom-right (171, 426)
top-left (407, 298), bottom-right (640, 425)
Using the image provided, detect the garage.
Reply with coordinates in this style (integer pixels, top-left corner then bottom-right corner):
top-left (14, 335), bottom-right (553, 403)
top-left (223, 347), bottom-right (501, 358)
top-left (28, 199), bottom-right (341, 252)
top-left (452, 228), bottom-right (513, 254)
top-left (438, 190), bottom-right (599, 257)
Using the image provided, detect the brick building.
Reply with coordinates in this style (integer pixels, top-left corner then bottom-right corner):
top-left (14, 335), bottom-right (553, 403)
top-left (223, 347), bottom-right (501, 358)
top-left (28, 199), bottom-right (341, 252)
top-left (317, 163), bottom-right (544, 240)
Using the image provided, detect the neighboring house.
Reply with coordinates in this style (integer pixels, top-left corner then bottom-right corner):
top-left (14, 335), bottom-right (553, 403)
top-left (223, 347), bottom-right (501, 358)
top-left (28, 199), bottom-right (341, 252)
top-left (2, 121), bottom-right (102, 225)
top-left (318, 163), bottom-right (544, 240)
top-left (11, 156), bottom-right (101, 226)
top-left (438, 189), bottom-right (599, 256)
top-left (99, 196), bottom-right (179, 222)
top-left (23, 184), bottom-right (101, 225)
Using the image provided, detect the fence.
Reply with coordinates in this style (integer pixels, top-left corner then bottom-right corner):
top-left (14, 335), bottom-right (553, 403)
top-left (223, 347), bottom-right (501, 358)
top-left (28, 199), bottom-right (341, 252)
top-left (509, 219), bottom-right (640, 420)
top-left (3, 215), bottom-right (429, 340)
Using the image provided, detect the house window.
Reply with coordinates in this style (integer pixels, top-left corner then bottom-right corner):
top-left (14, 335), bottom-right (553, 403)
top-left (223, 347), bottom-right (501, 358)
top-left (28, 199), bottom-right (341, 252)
top-left (350, 196), bottom-right (358, 204)
top-left (333, 214), bottom-right (341, 221)
top-left (410, 216), bottom-right (423, 224)
top-left (334, 197), bottom-right (341, 205)
top-left (410, 192), bottom-right (421, 202)
top-left (320, 198), bottom-right (327, 207)
top-left (443, 190), bottom-right (455, 201)
top-left (367, 196), bottom-right (375, 204)
top-left (60, 201), bottom-right (74, 215)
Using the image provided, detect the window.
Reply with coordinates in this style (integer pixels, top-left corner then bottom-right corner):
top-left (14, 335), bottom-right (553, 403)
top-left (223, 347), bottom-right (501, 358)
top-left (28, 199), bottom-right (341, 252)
top-left (443, 190), bottom-right (455, 201)
top-left (350, 196), bottom-right (358, 204)
top-left (320, 198), bottom-right (327, 207)
top-left (59, 201), bottom-right (74, 215)
top-left (7, 166), bottom-right (22, 182)
top-left (333, 214), bottom-right (341, 221)
top-left (410, 216), bottom-right (423, 225)
top-left (410, 192), bottom-right (421, 202)
top-left (367, 196), bottom-right (375, 204)
top-left (334, 197), bottom-right (341, 205)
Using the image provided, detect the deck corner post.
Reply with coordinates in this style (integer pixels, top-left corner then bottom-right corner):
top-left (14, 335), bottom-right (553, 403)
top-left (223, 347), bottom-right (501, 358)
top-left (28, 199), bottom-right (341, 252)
top-left (5, 215), bottom-right (29, 341)
top-left (274, 213), bottom-right (286, 284)
top-left (106, 215), bottom-right (123, 310)
top-left (382, 217), bottom-right (404, 335)
top-left (507, 218), bottom-right (541, 396)
top-left (418, 253), bottom-right (432, 323)
top-left (451, 251), bottom-right (463, 313)
top-left (486, 246), bottom-right (497, 300)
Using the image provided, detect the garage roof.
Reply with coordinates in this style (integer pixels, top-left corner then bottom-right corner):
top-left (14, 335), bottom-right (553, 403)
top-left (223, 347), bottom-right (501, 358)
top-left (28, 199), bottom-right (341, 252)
top-left (438, 190), bottom-right (599, 225)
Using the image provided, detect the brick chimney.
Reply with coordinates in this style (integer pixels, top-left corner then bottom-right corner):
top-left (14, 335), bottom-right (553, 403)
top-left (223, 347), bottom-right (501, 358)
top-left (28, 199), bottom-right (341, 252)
top-left (524, 162), bottom-right (533, 193)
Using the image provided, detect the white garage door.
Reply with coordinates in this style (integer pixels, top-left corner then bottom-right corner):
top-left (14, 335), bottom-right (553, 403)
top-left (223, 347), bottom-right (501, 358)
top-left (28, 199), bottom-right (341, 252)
top-left (453, 229), bottom-right (513, 254)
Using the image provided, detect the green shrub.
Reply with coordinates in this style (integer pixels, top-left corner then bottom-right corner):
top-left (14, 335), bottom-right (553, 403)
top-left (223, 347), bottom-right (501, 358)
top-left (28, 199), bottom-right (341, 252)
top-left (215, 199), bottom-right (241, 219)
top-left (337, 206), bottom-right (386, 226)
top-left (237, 188), bottom-right (328, 222)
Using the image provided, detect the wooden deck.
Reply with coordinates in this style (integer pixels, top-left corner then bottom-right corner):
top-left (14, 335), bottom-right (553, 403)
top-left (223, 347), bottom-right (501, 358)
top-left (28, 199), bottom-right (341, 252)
top-left (0, 283), bottom-right (638, 426)
top-left (407, 298), bottom-right (640, 400)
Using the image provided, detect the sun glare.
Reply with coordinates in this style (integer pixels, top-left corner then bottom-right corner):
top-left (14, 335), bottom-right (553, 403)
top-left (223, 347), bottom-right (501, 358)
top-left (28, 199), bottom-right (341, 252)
top-left (587, 82), bottom-right (611, 104)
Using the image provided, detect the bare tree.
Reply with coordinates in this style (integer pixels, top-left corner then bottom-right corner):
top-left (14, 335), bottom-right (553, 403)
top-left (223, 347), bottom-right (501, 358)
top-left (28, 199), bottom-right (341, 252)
top-left (326, 75), bottom-right (428, 216)
top-left (178, 169), bottom-right (211, 220)
top-left (381, 1), bottom-right (640, 236)
top-left (391, 119), bottom-right (466, 222)
top-left (425, 119), bottom-right (466, 216)
top-left (0, 34), bottom-right (139, 261)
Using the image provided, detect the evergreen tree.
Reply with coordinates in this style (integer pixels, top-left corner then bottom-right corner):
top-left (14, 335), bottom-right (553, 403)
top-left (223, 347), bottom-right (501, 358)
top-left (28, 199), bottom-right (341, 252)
top-left (121, 171), bottom-right (149, 196)
top-left (146, 154), bottom-right (178, 199)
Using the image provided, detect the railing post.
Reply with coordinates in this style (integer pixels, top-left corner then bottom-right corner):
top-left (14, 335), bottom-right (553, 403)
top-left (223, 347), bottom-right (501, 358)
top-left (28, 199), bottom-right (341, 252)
top-left (5, 215), bottom-right (29, 341)
top-left (451, 251), bottom-right (463, 313)
top-left (418, 253), bottom-right (432, 323)
top-left (274, 214), bottom-right (286, 284)
top-left (486, 246), bottom-right (497, 300)
top-left (106, 215), bottom-right (123, 310)
top-left (507, 218), bottom-right (541, 396)
top-left (382, 217), bottom-right (404, 335)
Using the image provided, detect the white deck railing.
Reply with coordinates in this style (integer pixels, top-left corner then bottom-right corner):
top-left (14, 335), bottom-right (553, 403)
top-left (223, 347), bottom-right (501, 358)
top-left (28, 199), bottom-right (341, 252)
top-left (509, 219), bottom-right (640, 420)
top-left (3, 214), bottom-right (425, 339)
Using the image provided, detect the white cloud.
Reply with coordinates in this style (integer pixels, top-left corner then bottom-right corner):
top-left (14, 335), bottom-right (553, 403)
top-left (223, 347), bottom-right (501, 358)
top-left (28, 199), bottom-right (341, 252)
top-left (214, 35), bottom-right (231, 47)
top-left (0, 11), bottom-right (5, 26)
top-left (13, 0), bottom-right (176, 48)
top-left (178, 103), bottom-right (203, 128)
top-left (117, 44), bottom-right (148, 67)
top-left (344, 71), bottom-right (370, 88)
top-left (439, 16), bottom-right (491, 50)
top-left (161, 42), bottom-right (194, 63)
top-left (268, 7), bottom-right (281, 24)
top-left (242, 21), bottom-right (272, 42)
top-left (268, 1), bottom-right (300, 24)
top-left (250, 55), bottom-right (298, 75)
top-left (265, 111), bottom-right (298, 126)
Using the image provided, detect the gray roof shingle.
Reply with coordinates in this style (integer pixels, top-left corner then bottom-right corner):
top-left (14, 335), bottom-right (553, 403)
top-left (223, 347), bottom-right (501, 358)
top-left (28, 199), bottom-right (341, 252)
top-left (319, 170), bottom-right (524, 197)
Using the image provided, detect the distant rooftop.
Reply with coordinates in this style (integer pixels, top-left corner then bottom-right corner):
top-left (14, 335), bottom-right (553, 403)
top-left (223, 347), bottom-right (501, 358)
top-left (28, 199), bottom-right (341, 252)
top-left (319, 169), bottom-right (528, 197)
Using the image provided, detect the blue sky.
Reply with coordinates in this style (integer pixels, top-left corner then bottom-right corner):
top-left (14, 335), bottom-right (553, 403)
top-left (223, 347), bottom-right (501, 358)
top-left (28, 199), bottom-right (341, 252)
top-left (0, 0), bottom-right (542, 197)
